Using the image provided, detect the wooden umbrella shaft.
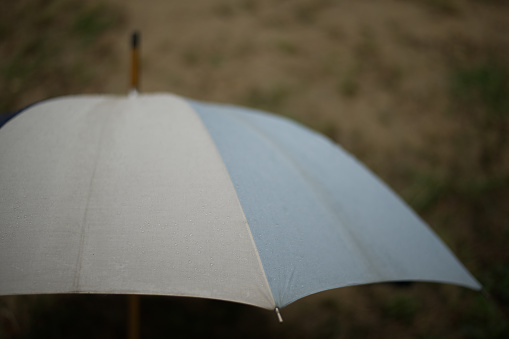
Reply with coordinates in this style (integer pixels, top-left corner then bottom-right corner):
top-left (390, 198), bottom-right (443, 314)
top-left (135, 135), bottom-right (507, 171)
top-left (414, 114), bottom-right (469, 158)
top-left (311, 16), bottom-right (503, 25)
top-left (128, 32), bottom-right (141, 339)
top-left (128, 295), bottom-right (140, 339)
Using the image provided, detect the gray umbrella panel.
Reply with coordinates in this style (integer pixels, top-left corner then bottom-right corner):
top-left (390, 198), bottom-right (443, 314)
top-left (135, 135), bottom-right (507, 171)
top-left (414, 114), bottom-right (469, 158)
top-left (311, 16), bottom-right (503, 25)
top-left (0, 94), bottom-right (480, 310)
top-left (190, 99), bottom-right (481, 307)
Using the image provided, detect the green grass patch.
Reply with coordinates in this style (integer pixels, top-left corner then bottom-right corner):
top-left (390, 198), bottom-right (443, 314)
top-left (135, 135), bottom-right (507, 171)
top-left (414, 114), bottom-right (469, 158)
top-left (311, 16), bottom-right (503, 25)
top-left (338, 73), bottom-right (360, 98)
top-left (449, 62), bottom-right (509, 175)
top-left (293, 0), bottom-right (332, 24)
top-left (0, 0), bottom-right (123, 113)
top-left (424, 0), bottom-right (460, 15)
top-left (72, 4), bottom-right (122, 45)
top-left (403, 172), bottom-right (449, 212)
top-left (460, 295), bottom-right (509, 339)
top-left (382, 294), bottom-right (420, 324)
top-left (275, 39), bottom-right (300, 56)
top-left (243, 84), bottom-right (291, 112)
top-left (451, 63), bottom-right (509, 117)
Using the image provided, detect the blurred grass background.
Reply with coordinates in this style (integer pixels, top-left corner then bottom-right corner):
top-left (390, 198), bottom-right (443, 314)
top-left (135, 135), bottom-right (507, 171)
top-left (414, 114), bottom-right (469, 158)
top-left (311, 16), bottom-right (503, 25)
top-left (1, 0), bottom-right (508, 338)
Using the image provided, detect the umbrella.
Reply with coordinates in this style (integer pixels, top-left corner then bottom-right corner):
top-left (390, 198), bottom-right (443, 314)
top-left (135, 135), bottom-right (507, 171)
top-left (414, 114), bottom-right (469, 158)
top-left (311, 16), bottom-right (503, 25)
top-left (0, 92), bottom-right (481, 308)
top-left (0, 34), bottom-right (481, 326)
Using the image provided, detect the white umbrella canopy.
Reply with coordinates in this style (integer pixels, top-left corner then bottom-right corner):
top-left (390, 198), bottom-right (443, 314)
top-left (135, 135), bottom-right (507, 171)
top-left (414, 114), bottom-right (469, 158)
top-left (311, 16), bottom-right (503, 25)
top-left (0, 93), bottom-right (480, 314)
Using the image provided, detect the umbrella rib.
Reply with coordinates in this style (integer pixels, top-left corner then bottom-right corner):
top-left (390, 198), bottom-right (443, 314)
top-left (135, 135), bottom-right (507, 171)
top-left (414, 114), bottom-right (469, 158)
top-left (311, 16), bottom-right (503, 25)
top-left (218, 108), bottom-right (389, 290)
top-left (72, 99), bottom-right (111, 291)
top-left (186, 99), bottom-right (277, 309)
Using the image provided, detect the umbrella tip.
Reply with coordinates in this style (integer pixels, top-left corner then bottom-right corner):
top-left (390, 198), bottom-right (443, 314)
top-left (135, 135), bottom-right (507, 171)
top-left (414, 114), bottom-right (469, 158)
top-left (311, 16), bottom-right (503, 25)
top-left (275, 307), bottom-right (283, 323)
top-left (130, 30), bottom-right (140, 94)
top-left (131, 31), bottom-right (140, 48)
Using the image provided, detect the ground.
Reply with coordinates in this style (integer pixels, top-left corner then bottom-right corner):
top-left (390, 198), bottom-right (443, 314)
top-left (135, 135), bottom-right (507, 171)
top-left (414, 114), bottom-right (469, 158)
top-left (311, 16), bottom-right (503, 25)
top-left (1, 0), bottom-right (508, 338)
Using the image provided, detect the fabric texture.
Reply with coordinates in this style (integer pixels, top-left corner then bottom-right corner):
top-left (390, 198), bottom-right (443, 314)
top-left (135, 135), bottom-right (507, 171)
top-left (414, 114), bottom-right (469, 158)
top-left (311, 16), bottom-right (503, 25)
top-left (0, 94), bottom-right (274, 309)
top-left (0, 94), bottom-right (480, 310)
top-left (190, 100), bottom-right (481, 307)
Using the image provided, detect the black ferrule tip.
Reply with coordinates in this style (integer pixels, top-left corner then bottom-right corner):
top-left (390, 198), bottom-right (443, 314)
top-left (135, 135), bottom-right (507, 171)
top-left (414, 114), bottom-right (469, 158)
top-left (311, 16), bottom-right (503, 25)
top-left (131, 31), bottom-right (140, 48)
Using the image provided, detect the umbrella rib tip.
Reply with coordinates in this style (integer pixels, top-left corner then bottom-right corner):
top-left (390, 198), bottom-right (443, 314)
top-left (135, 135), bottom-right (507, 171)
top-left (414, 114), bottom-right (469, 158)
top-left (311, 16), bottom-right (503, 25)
top-left (275, 307), bottom-right (283, 323)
